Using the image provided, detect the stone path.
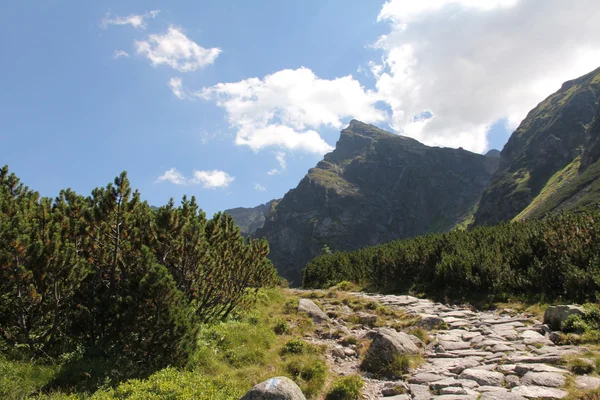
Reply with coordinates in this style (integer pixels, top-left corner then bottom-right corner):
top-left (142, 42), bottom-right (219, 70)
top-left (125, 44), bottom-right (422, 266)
top-left (297, 291), bottom-right (600, 400)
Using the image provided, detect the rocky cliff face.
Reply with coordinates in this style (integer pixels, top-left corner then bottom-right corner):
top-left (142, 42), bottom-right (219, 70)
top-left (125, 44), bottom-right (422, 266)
top-left (225, 199), bottom-right (279, 235)
top-left (255, 120), bottom-right (499, 284)
top-left (474, 67), bottom-right (600, 226)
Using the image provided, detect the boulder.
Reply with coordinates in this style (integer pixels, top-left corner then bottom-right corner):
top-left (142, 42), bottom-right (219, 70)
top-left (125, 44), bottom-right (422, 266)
top-left (298, 299), bottom-right (329, 323)
top-left (417, 314), bottom-right (446, 330)
top-left (240, 376), bottom-right (306, 400)
top-left (543, 305), bottom-right (584, 331)
top-left (362, 328), bottom-right (420, 374)
top-left (576, 376), bottom-right (600, 390)
top-left (357, 312), bottom-right (378, 326)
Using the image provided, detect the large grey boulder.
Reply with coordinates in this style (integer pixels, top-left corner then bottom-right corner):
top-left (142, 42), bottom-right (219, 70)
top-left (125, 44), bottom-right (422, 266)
top-left (543, 305), bottom-right (584, 330)
top-left (298, 299), bottom-right (329, 323)
top-left (521, 372), bottom-right (566, 387)
top-left (240, 376), bottom-right (306, 400)
top-left (362, 328), bottom-right (420, 374)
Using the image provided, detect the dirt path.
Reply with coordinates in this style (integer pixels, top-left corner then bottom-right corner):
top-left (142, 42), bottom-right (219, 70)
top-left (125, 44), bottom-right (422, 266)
top-left (294, 290), bottom-right (596, 400)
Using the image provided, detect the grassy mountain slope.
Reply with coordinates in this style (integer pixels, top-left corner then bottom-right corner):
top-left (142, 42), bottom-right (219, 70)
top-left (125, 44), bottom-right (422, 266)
top-left (474, 67), bottom-right (600, 225)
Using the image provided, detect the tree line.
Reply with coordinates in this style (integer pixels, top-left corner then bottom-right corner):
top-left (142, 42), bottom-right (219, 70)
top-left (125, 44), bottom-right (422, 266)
top-left (303, 206), bottom-right (600, 303)
top-left (0, 166), bottom-right (277, 370)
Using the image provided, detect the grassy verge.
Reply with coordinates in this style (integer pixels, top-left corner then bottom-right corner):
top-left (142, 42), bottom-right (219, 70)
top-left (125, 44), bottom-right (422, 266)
top-left (0, 288), bottom-right (329, 400)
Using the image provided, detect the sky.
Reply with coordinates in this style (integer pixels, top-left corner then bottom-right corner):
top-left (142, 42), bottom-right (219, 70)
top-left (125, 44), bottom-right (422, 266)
top-left (2, 0), bottom-right (600, 216)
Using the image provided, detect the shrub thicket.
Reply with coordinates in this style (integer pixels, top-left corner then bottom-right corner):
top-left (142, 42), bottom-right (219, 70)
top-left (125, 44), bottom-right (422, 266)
top-left (303, 208), bottom-right (600, 303)
top-left (0, 166), bottom-right (277, 375)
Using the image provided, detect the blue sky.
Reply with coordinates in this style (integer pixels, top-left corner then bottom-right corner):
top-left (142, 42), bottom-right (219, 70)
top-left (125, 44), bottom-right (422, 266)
top-left (2, 1), bottom-right (600, 216)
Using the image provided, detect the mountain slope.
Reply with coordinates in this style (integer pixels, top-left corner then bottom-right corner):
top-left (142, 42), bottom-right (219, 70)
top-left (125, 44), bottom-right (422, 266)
top-left (255, 120), bottom-right (500, 284)
top-left (474, 67), bottom-right (600, 226)
top-left (224, 199), bottom-right (279, 235)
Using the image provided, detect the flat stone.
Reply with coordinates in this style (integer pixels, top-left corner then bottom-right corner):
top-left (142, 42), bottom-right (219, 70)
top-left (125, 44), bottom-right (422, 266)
top-left (409, 373), bottom-right (447, 384)
top-left (432, 395), bottom-right (477, 400)
top-left (514, 364), bottom-right (569, 376)
top-left (439, 341), bottom-right (472, 351)
top-left (429, 378), bottom-right (462, 390)
top-left (575, 376), bottom-right (600, 390)
top-left (480, 392), bottom-right (526, 400)
top-left (507, 355), bottom-right (562, 364)
top-left (298, 299), bottom-right (329, 323)
top-left (521, 372), bottom-right (566, 387)
top-left (490, 344), bottom-right (513, 352)
top-left (459, 369), bottom-right (505, 387)
top-left (408, 384), bottom-right (432, 400)
top-left (511, 385), bottom-right (567, 399)
top-left (382, 396), bottom-right (410, 400)
top-left (439, 387), bottom-right (468, 395)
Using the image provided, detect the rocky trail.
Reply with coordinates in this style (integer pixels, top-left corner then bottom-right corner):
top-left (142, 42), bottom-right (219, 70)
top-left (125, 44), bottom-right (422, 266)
top-left (293, 290), bottom-right (600, 400)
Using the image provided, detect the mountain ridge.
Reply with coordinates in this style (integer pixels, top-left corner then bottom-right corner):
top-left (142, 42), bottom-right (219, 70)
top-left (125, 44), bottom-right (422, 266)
top-left (255, 120), bottom-right (500, 284)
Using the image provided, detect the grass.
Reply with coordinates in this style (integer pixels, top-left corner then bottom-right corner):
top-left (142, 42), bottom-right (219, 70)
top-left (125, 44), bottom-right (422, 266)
top-left (360, 351), bottom-right (424, 378)
top-left (514, 156), bottom-right (582, 221)
top-left (0, 357), bottom-right (61, 400)
top-left (0, 288), bottom-right (329, 400)
top-left (325, 375), bottom-right (363, 400)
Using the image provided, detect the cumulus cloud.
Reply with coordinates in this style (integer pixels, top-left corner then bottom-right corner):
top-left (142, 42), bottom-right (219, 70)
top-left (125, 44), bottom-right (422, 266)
top-left (156, 168), bottom-right (234, 188)
top-left (254, 183), bottom-right (267, 192)
top-left (199, 67), bottom-right (386, 154)
top-left (101, 10), bottom-right (159, 29)
top-left (372, 0), bottom-right (600, 152)
top-left (191, 170), bottom-right (234, 189)
top-left (156, 168), bottom-right (186, 185)
top-left (113, 50), bottom-right (130, 59)
top-left (135, 27), bottom-right (221, 72)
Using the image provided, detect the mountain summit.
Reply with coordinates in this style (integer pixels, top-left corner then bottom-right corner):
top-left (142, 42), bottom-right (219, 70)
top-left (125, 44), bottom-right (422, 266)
top-left (255, 121), bottom-right (499, 284)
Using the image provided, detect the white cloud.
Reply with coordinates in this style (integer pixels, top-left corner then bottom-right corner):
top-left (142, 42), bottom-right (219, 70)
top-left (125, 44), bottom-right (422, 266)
top-left (156, 168), bottom-right (186, 185)
top-left (169, 77), bottom-right (186, 99)
top-left (200, 67), bottom-right (386, 155)
top-left (135, 27), bottom-right (221, 72)
top-left (373, 0), bottom-right (600, 152)
top-left (254, 183), bottom-right (267, 192)
top-left (267, 151), bottom-right (287, 175)
top-left (113, 50), bottom-right (130, 59)
top-left (191, 170), bottom-right (234, 189)
top-left (156, 168), bottom-right (234, 188)
top-left (101, 10), bottom-right (159, 29)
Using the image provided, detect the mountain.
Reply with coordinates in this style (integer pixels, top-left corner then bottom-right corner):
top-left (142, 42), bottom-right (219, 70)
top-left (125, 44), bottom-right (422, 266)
top-left (255, 120), bottom-right (500, 284)
top-left (224, 199), bottom-right (279, 235)
top-left (474, 67), bottom-right (600, 225)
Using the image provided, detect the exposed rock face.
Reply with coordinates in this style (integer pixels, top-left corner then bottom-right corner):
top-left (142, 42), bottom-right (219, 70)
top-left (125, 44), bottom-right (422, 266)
top-left (256, 120), bottom-right (499, 284)
top-left (240, 376), bottom-right (306, 400)
top-left (475, 66), bottom-right (600, 226)
top-left (543, 305), bottom-right (584, 331)
top-left (224, 199), bottom-right (279, 236)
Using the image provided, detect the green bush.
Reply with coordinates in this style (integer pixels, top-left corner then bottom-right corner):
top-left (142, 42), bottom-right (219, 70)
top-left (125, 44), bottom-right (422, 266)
top-left (303, 209), bottom-right (600, 304)
top-left (281, 339), bottom-right (307, 355)
top-left (273, 319), bottom-right (290, 335)
top-left (286, 359), bottom-right (327, 398)
top-left (325, 375), bottom-right (363, 400)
